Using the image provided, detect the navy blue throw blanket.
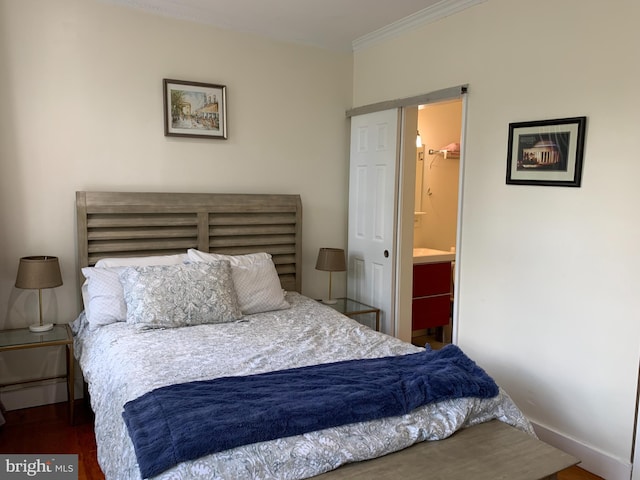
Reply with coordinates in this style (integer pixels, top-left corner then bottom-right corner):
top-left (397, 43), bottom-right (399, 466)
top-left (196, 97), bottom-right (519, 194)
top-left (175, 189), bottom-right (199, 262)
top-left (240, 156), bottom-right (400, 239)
top-left (123, 344), bottom-right (498, 478)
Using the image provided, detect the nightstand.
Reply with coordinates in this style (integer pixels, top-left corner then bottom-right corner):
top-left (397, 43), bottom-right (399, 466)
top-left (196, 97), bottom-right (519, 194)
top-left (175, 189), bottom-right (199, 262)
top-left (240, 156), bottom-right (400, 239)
top-left (324, 297), bottom-right (380, 331)
top-left (0, 324), bottom-right (74, 424)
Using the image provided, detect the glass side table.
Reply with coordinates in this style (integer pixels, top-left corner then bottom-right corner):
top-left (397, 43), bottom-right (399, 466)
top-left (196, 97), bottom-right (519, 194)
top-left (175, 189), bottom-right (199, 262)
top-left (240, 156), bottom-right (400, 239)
top-left (0, 324), bottom-right (74, 424)
top-left (323, 297), bottom-right (380, 331)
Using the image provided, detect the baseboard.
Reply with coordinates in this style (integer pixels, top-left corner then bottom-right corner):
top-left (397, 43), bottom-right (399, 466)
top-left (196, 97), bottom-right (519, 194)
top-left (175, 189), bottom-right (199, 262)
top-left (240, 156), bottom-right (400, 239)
top-left (531, 421), bottom-right (632, 480)
top-left (1, 379), bottom-right (83, 411)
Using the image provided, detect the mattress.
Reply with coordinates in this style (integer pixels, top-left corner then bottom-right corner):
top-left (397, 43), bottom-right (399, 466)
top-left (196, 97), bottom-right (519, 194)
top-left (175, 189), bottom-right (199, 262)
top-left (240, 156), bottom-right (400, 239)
top-left (73, 292), bottom-right (533, 480)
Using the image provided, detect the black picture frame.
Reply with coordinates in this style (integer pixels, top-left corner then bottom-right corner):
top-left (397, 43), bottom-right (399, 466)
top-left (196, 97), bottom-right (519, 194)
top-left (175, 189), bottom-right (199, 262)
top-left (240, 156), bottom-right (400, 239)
top-left (163, 79), bottom-right (227, 139)
top-left (506, 116), bottom-right (586, 187)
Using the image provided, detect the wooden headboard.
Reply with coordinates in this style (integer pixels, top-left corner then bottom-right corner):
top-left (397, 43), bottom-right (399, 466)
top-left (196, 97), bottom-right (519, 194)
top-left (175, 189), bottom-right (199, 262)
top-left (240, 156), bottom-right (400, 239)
top-left (76, 191), bottom-right (302, 292)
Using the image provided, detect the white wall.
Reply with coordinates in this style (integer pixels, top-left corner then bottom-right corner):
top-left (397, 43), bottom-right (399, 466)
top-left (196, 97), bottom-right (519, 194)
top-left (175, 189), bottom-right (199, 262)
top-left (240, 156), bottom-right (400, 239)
top-left (0, 0), bottom-right (352, 407)
top-left (354, 0), bottom-right (640, 478)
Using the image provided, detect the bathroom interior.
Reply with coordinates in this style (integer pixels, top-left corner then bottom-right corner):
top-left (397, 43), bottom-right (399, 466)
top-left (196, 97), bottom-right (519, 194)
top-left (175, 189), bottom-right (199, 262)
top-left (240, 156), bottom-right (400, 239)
top-left (412, 99), bottom-right (462, 348)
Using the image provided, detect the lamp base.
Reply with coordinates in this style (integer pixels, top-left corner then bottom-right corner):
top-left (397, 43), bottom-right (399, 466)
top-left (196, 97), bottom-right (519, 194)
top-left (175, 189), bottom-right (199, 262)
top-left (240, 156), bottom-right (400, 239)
top-left (321, 299), bottom-right (338, 305)
top-left (29, 323), bottom-right (53, 333)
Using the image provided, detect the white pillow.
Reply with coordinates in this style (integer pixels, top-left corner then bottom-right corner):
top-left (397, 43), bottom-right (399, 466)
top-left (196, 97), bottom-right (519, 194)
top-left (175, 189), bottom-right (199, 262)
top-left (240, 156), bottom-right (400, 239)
top-left (81, 267), bottom-right (127, 329)
top-left (94, 253), bottom-right (188, 268)
top-left (186, 249), bottom-right (290, 315)
top-left (119, 262), bottom-right (242, 329)
top-left (81, 253), bottom-right (189, 328)
top-left (188, 249), bottom-right (270, 267)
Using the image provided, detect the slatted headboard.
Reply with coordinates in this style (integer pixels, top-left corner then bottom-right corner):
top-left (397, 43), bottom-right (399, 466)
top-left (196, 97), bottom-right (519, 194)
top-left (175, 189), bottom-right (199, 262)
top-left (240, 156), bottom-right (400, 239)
top-left (76, 191), bottom-right (303, 292)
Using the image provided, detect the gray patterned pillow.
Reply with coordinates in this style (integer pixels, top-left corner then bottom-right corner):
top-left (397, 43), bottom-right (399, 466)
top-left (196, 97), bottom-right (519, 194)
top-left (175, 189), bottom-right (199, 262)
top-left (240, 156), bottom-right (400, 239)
top-left (186, 249), bottom-right (290, 314)
top-left (119, 261), bottom-right (242, 330)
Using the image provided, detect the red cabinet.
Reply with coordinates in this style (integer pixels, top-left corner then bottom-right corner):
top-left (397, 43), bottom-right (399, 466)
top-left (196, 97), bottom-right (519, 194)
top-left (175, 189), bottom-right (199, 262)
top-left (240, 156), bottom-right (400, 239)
top-left (412, 262), bottom-right (452, 330)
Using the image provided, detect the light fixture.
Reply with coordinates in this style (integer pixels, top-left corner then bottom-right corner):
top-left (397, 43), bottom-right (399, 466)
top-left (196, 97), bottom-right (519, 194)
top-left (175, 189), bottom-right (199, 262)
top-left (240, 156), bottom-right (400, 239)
top-left (15, 256), bottom-right (63, 332)
top-left (416, 130), bottom-right (423, 148)
top-left (315, 248), bottom-right (346, 305)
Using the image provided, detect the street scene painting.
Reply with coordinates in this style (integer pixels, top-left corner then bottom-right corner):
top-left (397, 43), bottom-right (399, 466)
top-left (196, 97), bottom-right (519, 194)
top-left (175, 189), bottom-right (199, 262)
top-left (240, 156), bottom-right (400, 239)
top-left (506, 117), bottom-right (586, 187)
top-left (163, 79), bottom-right (227, 139)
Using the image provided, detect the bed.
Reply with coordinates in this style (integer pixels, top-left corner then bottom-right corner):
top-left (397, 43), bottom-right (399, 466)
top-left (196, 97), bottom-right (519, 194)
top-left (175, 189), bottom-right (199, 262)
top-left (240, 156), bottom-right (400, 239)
top-left (72, 191), bottom-right (575, 480)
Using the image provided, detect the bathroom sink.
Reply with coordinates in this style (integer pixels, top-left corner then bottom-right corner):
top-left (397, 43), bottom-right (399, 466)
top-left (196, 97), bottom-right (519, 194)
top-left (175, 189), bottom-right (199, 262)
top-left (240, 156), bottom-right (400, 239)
top-left (413, 248), bottom-right (455, 264)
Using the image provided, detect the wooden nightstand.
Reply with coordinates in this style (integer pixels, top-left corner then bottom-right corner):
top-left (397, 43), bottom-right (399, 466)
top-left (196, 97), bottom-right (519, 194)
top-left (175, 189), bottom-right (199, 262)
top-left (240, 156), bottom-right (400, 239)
top-left (0, 324), bottom-right (74, 424)
top-left (323, 298), bottom-right (380, 331)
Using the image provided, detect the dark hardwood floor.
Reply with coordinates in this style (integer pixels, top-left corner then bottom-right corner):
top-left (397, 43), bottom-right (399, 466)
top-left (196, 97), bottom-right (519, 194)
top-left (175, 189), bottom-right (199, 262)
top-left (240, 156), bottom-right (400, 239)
top-left (0, 401), bottom-right (103, 480)
top-left (0, 401), bottom-right (602, 480)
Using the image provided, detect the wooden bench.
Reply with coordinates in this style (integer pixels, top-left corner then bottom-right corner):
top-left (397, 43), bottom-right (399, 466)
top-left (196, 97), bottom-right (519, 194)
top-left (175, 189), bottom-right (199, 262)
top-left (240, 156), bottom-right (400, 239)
top-left (314, 420), bottom-right (579, 480)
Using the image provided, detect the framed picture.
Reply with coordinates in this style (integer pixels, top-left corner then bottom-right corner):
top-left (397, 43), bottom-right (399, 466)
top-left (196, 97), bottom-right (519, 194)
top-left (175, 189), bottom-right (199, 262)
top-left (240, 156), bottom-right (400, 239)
top-left (163, 79), bottom-right (227, 139)
top-left (506, 116), bottom-right (586, 187)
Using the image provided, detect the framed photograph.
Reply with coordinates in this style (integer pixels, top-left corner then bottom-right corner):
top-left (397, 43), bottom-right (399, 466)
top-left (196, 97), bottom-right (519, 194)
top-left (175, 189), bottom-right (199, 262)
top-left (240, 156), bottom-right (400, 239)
top-left (506, 116), bottom-right (586, 187)
top-left (163, 79), bottom-right (227, 139)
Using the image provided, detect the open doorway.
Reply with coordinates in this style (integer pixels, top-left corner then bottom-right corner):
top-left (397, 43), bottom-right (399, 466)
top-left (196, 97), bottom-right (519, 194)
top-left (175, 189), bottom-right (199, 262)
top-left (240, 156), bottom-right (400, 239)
top-left (411, 99), bottom-right (462, 349)
top-left (346, 85), bottom-right (467, 345)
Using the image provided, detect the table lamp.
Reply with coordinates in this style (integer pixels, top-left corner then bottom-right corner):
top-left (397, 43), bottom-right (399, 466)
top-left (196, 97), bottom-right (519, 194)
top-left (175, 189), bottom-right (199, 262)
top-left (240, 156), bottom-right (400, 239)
top-left (315, 248), bottom-right (346, 304)
top-left (15, 256), bottom-right (63, 332)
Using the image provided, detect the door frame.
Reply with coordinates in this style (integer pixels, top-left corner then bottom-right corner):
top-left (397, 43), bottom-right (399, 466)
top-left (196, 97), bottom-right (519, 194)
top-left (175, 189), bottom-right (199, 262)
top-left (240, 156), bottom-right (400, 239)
top-left (347, 85), bottom-right (468, 343)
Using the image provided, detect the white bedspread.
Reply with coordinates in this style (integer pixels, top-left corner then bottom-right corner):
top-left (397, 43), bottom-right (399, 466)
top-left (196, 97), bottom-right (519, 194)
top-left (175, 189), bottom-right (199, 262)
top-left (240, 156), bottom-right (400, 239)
top-left (73, 292), bottom-right (533, 480)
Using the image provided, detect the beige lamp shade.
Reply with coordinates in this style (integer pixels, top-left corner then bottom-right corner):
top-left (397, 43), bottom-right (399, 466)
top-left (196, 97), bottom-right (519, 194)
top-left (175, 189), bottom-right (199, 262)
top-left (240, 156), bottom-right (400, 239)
top-left (15, 256), bottom-right (63, 332)
top-left (16, 256), bottom-right (63, 289)
top-left (315, 248), bottom-right (346, 304)
top-left (315, 248), bottom-right (346, 272)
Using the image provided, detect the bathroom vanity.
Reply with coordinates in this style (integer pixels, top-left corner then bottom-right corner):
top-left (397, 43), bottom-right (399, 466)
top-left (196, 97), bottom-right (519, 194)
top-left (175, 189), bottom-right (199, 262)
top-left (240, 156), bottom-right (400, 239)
top-left (412, 248), bottom-right (455, 331)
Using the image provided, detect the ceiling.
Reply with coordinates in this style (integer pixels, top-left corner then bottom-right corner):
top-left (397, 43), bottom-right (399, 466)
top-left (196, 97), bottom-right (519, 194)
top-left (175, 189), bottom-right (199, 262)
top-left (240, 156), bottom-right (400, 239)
top-left (99, 0), bottom-right (480, 51)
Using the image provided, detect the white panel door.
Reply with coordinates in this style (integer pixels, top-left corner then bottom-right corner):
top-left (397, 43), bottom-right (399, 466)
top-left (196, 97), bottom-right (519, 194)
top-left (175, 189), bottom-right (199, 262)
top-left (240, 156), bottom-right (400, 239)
top-left (347, 109), bottom-right (400, 335)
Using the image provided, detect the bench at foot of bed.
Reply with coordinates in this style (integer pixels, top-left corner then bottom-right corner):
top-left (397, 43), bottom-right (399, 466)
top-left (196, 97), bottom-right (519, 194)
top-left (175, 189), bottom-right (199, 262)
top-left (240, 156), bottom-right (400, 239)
top-left (314, 420), bottom-right (579, 480)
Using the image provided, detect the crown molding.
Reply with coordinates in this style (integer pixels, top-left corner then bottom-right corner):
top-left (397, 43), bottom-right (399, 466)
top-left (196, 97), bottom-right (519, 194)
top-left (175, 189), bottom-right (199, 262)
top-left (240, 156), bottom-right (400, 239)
top-left (352, 0), bottom-right (487, 52)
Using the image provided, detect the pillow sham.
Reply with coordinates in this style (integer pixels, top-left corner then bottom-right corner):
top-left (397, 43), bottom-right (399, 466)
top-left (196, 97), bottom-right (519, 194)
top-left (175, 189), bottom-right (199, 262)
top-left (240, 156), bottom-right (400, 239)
top-left (81, 266), bottom-right (127, 329)
top-left (81, 253), bottom-right (188, 329)
top-left (187, 249), bottom-right (270, 267)
top-left (94, 253), bottom-right (188, 269)
top-left (186, 249), bottom-right (290, 315)
top-left (119, 261), bottom-right (242, 330)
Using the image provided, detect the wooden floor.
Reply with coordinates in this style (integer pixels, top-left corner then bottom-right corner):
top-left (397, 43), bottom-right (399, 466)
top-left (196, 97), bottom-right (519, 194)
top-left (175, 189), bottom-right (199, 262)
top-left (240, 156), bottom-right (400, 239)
top-left (0, 401), bottom-right (103, 480)
top-left (0, 401), bottom-right (602, 480)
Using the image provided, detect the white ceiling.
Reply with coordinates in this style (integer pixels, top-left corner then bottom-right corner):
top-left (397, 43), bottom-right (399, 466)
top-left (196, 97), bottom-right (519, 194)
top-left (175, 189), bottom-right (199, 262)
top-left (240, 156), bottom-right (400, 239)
top-left (99, 0), bottom-right (481, 51)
